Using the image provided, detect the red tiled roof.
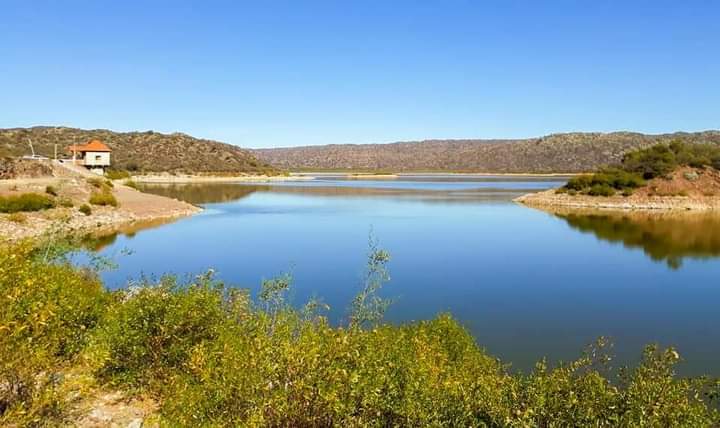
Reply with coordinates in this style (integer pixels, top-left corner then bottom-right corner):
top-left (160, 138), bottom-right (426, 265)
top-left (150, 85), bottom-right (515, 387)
top-left (67, 139), bottom-right (112, 152)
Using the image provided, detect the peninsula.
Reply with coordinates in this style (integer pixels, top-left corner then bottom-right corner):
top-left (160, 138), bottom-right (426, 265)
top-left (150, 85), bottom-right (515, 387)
top-left (517, 141), bottom-right (720, 211)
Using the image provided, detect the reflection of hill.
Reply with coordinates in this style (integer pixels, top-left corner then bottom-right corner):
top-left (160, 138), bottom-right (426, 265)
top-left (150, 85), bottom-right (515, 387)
top-left (81, 217), bottom-right (188, 251)
top-left (139, 182), bottom-right (540, 206)
top-left (552, 209), bottom-right (720, 269)
top-left (137, 183), bottom-right (263, 204)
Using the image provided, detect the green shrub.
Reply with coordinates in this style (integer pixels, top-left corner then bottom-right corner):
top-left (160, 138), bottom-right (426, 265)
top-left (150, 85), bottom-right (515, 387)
top-left (89, 190), bottom-right (118, 207)
top-left (0, 193), bottom-right (55, 213)
top-left (0, 243), bottom-right (107, 424)
top-left (7, 212), bottom-right (28, 223)
top-left (563, 141), bottom-right (720, 196)
top-left (79, 204), bottom-right (92, 215)
top-left (124, 179), bottom-right (139, 190)
top-left (623, 144), bottom-right (677, 179)
top-left (623, 140), bottom-right (720, 179)
top-left (92, 273), bottom-right (231, 387)
top-left (105, 169), bottom-right (131, 180)
top-left (58, 198), bottom-right (74, 208)
top-left (565, 175), bottom-right (593, 191)
top-left (86, 177), bottom-right (104, 188)
top-left (45, 185), bottom-right (58, 196)
top-left (587, 184), bottom-right (616, 196)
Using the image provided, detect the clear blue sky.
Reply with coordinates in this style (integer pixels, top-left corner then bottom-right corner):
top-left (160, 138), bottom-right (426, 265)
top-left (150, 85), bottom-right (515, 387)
top-left (1, 1), bottom-right (718, 148)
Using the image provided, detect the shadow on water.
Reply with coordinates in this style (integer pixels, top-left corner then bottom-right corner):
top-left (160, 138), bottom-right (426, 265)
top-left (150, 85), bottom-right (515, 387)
top-left (551, 209), bottom-right (720, 269)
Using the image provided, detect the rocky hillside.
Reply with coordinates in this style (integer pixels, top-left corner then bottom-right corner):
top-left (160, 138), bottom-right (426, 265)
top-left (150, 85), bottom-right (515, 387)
top-left (0, 158), bottom-right (53, 179)
top-left (0, 127), bottom-right (278, 175)
top-left (254, 131), bottom-right (720, 173)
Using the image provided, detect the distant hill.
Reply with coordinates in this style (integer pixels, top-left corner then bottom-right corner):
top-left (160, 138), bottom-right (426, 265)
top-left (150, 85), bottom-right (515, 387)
top-left (0, 127), bottom-right (278, 175)
top-left (253, 131), bottom-right (720, 173)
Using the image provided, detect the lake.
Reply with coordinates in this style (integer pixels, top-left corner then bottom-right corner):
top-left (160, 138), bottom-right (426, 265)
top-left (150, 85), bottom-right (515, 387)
top-left (91, 175), bottom-right (720, 376)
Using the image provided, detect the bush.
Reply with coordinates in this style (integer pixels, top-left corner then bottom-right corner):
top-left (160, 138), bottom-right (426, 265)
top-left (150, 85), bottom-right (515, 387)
top-left (86, 177), bottom-right (104, 188)
top-left (563, 141), bottom-right (720, 196)
top-left (45, 185), bottom-right (58, 196)
top-left (565, 175), bottom-right (593, 191)
top-left (1, 241), bottom-right (719, 426)
top-left (89, 190), bottom-right (118, 207)
top-left (92, 273), bottom-right (231, 387)
top-left (0, 243), bottom-right (107, 424)
top-left (7, 212), bottom-right (27, 223)
top-left (587, 184), bottom-right (616, 196)
top-left (0, 193), bottom-right (55, 213)
top-left (124, 179), bottom-right (139, 190)
top-left (623, 140), bottom-right (720, 179)
top-left (79, 204), bottom-right (92, 215)
top-left (105, 169), bottom-right (131, 180)
top-left (58, 198), bottom-right (74, 208)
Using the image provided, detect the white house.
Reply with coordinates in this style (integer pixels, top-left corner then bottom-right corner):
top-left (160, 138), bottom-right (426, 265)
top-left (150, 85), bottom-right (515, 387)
top-left (67, 139), bottom-right (112, 175)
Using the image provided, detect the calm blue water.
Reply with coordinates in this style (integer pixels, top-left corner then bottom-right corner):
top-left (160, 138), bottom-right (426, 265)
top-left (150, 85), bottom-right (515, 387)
top-left (93, 176), bottom-right (720, 376)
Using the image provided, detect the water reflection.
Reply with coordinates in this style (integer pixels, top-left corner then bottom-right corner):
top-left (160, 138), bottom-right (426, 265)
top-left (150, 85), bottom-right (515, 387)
top-left (89, 178), bottom-right (720, 376)
top-left (80, 217), bottom-right (186, 251)
top-left (137, 180), bottom-right (557, 206)
top-left (550, 208), bottom-right (720, 269)
top-left (135, 183), bottom-right (262, 204)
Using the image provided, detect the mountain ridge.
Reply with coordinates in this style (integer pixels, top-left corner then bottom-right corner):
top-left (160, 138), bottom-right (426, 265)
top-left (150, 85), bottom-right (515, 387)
top-left (0, 126), bottom-right (278, 175)
top-left (253, 131), bottom-right (720, 173)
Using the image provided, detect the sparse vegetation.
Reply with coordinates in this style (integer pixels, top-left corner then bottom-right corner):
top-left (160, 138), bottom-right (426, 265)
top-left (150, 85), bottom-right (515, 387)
top-left (45, 185), bottom-right (58, 196)
top-left (1, 241), bottom-right (719, 426)
top-left (0, 127), bottom-right (280, 175)
top-left (58, 198), bottom-right (74, 208)
top-left (79, 204), bottom-right (92, 215)
top-left (123, 179), bottom-right (139, 190)
top-left (0, 193), bottom-right (55, 213)
top-left (7, 212), bottom-right (27, 223)
top-left (255, 131), bottom-right (720, 173)
top-left (87, 177), bottom-right (104, 188)
top-left (623, 140), bottom-right (720, 179)
top-left (105, 169), bottom-right (131, 180)
top-left (562, 141), bottom-right (720, 196)
top-left (89, 190), bottom-right (118, 207)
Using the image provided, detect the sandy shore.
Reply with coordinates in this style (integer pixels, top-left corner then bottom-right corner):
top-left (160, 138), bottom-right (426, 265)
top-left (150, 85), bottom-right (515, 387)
top-left (132, 174), bottom-right (313, 183)
top-left (0, 178), bottom-right (200, 242)
top-left (516, 189), bottom-right (720, 211)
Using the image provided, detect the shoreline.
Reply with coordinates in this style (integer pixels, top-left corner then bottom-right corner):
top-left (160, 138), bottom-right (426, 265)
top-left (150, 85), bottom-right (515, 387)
top-left (131, 174), bottom-right (313, 183)
top-left (1, 180), bottom-right (201, 242)
top-left (294, 171), bottom-right (579, 177)
top-left (516, 189), bottom-right (720, 212)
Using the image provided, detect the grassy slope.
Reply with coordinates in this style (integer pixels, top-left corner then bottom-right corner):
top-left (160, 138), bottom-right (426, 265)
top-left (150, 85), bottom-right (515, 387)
top-left (0, 126), bottom-right (279, 175)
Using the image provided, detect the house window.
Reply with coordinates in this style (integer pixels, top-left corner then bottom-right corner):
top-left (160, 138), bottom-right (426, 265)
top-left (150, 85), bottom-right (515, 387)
top-left (95, 155), bottom-right (102, 161)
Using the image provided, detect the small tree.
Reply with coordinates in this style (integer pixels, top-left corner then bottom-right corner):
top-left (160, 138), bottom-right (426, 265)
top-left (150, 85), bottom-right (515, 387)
top-left (350, 232), bottom-right (392, 330)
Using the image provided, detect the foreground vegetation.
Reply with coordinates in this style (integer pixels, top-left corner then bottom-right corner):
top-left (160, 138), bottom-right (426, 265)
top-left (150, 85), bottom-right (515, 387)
top-left (561, 141), bottom-right (720, 196)
top-left (1, 240), bottom-right (719, 426)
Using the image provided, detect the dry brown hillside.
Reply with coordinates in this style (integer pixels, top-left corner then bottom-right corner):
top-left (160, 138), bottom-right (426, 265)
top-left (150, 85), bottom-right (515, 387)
top-left (0, 127), bottom-right (279, 175)
top-left (253, 131), bottom-right (720, 173)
